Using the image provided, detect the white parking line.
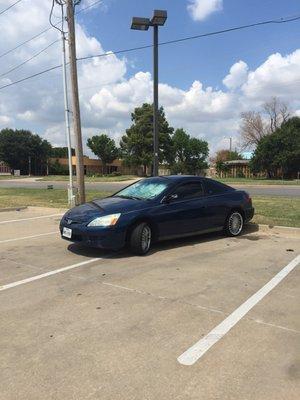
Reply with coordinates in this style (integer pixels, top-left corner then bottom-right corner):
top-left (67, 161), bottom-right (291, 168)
top-left (177, 254), bottom-right (300, 366)
top-left (0, 258), bottom-right (100, 292)
top-left (0, 231), bottom-right (57, 244)
top-left (0, 213), bottom-right (63, 224)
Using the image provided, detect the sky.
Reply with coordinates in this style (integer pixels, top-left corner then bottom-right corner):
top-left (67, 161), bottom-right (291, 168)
top-left (0, 0), bottom-right (300, 157)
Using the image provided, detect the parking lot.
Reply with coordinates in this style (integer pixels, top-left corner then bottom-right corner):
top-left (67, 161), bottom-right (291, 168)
top-left (0, 207), bottom-right (299, 400)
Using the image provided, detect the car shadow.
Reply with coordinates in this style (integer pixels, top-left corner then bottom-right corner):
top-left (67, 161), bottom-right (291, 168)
top-left (67, 223), bottom-right (260, 259)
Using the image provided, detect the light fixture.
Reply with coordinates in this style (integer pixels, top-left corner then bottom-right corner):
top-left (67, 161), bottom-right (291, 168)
top-left (131, 17), bottom-right (151, 31)
top-left (151, 10), bottom-right (167, 26)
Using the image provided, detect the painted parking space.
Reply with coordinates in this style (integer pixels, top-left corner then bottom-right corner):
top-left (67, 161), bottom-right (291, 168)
top-left (0, 208), bottom-right (299, 400)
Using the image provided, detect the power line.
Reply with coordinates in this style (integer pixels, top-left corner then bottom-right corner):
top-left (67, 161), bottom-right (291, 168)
top-left (0, 27), bottom-right (53, 59)
top-left (0, 0), bottom-right (22, 16)
top-left (0, 39), bottom-right (60, 78)
top-left (78, 14), bottom-right (300, 61)
top-left (0, 64), bottom-right (62, 90)
top-left (0, 0), bottom-right (103, 59)
top-left (49, 0), bottom-right (64, 34)
top-left (0, 14), bottom-right (299, 91)
top-left (76, 0), bottom-right (102, 15)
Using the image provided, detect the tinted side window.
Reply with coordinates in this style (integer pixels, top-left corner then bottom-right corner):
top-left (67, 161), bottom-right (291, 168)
top-left (204, 180), bottom-right (231, 195)
top-left (173, 182), bottom-right (204, 200)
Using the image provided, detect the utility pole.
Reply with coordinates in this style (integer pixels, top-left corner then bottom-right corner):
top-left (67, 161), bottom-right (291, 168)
top-left (61, 29), bottom-right (75, 207)
top-left (28, 156), bottom-right (31, 176)
top-left (229, 137), bottom-right (232, 153)
top-left (66, 0), bottom-right (85, 204)
top-left (153, 24), bottom-right (159, 177)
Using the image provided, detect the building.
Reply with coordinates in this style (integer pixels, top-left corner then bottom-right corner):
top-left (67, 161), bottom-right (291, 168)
top-left (218, 159), bottom-right (265, 178)
top-left (51, 156), bottom-right (141, 176)
top-left (0, 161), bottom-right (11, 175)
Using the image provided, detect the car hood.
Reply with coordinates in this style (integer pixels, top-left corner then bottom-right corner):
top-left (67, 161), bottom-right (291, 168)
top-left (63, 196), bottom-right (151, 223)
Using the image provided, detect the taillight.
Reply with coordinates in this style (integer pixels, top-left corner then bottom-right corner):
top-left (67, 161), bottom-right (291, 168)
top-left (244, 193), bottom-right (252, 204)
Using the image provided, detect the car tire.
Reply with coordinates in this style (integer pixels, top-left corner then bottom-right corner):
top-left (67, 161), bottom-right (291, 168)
top-left (224, 211), bottom-right (244, 237)
top-left (130, 222), bottom-right (152, 255)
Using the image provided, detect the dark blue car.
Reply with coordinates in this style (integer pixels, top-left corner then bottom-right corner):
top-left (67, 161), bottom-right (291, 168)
top-left (60, 176), bottom-right (254, 255)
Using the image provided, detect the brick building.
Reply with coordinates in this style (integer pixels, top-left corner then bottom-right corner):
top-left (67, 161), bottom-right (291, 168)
top-left (0, 161), bottom-right (11, 175)
top-left (51, 156), bottom-right (140, 176)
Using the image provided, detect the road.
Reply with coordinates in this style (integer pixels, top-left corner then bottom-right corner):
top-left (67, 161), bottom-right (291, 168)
top-left (1, 178), bottom-right (300, 197)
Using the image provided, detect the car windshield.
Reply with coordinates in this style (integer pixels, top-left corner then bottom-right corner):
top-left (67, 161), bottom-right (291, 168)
top-left (114, 178), bottom-right (170, 200)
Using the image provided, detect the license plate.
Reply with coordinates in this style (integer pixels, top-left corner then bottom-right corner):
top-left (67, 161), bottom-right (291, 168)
top-left (62, 227), bottom-right (72, 239)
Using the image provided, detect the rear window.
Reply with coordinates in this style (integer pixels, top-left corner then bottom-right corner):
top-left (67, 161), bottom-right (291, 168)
top-left (204, 179), bottom-right (233, 195)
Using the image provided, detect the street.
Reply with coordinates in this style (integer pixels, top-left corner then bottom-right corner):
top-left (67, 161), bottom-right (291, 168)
top-left (1, 178), bottom-right (300, 197)
top-left (0, 207), bottom-right (299, 400)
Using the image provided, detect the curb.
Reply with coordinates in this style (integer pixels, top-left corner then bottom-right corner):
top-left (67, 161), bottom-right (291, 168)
top-left (257, 224), bottom-right (300, 237)
top-left (0, 206), bottom-right (28, 213)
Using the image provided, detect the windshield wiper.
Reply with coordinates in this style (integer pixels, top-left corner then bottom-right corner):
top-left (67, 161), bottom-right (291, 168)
top-left (114, 195), bottom-right (143, 201)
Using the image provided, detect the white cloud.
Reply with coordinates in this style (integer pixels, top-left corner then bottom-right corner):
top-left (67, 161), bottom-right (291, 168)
top-left (242, 50), bottom-right (300, 101)
top-left (0, 115), bottom-right (11, 126)
top-left (17, 110), bottom-right (36, 121)
top-left (187, 0), bottom-right (223, 21)
top-left (1, 1), bottom-right (300, 157)
top-left (223, 61), bottom-right (248, 90)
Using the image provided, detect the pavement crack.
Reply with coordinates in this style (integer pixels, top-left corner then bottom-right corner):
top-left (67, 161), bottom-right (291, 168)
top-left (102, 281), bottom-right (300, 334)
top-left (102, 281), bottom-right (224, 315)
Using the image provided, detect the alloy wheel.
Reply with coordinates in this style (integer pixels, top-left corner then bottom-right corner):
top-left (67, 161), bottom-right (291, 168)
top-left (228, 212), bottom-right (243, 235)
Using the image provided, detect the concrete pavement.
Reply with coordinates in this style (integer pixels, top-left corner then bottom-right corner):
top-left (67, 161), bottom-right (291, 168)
top-left (0, 207), bottom-right (299, 399)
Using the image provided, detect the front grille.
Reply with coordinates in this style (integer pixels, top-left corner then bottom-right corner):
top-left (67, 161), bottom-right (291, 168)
top-left (71, 234), bottom-right (83, 242)
top-left (64, 217), bottom-right (82, 225)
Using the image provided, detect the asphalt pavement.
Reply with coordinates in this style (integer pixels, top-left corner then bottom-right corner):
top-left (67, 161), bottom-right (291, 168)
top-left (1, 178), bottom-right (300, 197)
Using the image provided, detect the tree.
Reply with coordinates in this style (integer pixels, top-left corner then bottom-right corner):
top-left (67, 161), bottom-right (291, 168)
top-left (120, 103), bottom-right (174, 175)
top-left (250, 117), bottom-right (300, 178)
top-left (170, 128), bottom-right (209, 175)
top-left (215, 149), bottom-right (243, 163)
top-left (263, 97), bottom-right (290, 133)
top-left (87, 134), bottom-right (119, 174)
top-left (240, 111), bottom-right (267, 148)
top-left (0, 128), bottom-right (52, 175)
top-left (240, 97), bottom-right (290, 149)
top-left (214, 149), bottom-right (243, 175)
top-left (51, 147), bottom-right (75, 158)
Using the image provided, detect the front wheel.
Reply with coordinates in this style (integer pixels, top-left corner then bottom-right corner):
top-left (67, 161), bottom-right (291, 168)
top-left (224, 211), bottom-right (244, 236)
top-left (130, 222), bottom-right (152, 255)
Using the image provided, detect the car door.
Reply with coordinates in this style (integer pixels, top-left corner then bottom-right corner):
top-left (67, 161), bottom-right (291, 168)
top-left (155, 180), bottom-right (210, 239)
top-left (202, 179), bottom-right (230, 228)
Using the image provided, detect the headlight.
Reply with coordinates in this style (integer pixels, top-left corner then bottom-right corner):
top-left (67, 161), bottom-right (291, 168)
top-left (87, 213), bottom-right (121, 227)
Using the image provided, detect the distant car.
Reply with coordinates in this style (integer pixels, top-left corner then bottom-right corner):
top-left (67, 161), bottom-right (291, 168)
top-left (60, 176), bottom-right (254, 255)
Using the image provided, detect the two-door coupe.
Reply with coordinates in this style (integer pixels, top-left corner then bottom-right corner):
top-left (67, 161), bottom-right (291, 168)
top-left (60, 175), bottom-right (254, 255)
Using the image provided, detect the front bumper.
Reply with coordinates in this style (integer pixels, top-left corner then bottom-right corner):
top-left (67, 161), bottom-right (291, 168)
top-left (60, 222), bottom-right (127, 250)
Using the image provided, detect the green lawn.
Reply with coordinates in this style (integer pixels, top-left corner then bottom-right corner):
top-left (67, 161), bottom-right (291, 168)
top-left (37, 175), bottom-right (138, 182)
top-left (0, 188), bottom-right (299, 228)
top-left (217, 177), bottom-right (299, 186)
top-left (0, 188), bottom-right (113, 209)
top-left (0, 175), bottom-right (22, 180)
top-left (252, 196), bottom-right (300, 228)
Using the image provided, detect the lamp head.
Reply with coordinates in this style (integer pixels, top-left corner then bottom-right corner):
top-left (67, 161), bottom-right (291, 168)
top-left (131, 17), bottom-right (151, 31)
top-left (151, 10), bottom-right (167, 26)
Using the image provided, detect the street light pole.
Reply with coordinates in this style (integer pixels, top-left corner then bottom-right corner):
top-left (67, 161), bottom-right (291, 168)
top-left (131, 10), bottom-right (167, 177)
top-left (153, 24), bottom-right (159, 176)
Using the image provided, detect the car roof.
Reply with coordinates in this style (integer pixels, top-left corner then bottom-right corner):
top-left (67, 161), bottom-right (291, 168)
top-left (160, 175), bottom-right (203, 181)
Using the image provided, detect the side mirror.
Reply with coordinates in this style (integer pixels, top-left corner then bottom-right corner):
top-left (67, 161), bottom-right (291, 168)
top-left (162, 193), bottom-right (178, 203)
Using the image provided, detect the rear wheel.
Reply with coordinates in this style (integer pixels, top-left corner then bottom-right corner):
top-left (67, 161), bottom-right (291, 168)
top-left (225, 211), bottom-right (244, 236)
top-left (130, 222), bottom-right (152, 255)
